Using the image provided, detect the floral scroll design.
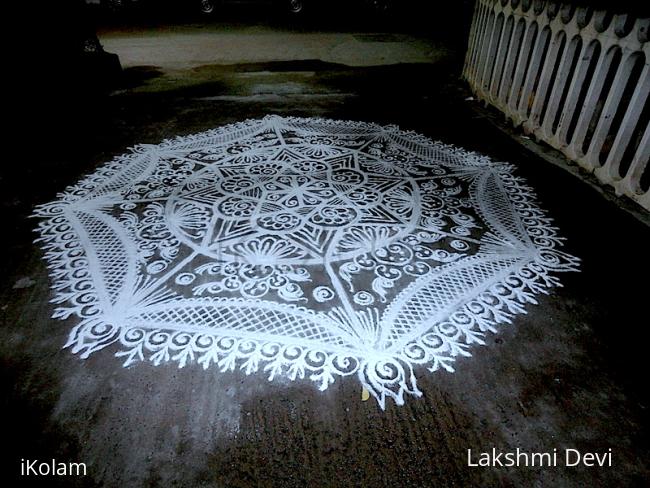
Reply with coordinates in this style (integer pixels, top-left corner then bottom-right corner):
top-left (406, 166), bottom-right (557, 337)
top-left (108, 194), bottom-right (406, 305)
top-left (33, 116), bottom-right (579, 408)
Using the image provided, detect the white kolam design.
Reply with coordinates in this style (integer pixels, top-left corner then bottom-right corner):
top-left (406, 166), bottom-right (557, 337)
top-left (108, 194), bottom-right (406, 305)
top-left (33, 116), bottom-right (579, 408)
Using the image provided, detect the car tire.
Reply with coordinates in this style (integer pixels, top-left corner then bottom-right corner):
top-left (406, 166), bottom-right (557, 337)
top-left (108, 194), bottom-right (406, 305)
top-left (286, 0), bottom-right (305, 15)
top-left (199, 0), bottom-right (216, 15)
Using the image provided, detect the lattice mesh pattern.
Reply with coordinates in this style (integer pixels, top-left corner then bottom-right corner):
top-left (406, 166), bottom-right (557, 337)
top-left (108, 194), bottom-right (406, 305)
top-left (76, 210), bottom-right (131, 305)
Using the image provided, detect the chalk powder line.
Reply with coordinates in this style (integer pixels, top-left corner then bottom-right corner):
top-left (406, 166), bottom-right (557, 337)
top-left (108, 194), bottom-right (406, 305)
top-left (33, 116), bottom-right (579, 408)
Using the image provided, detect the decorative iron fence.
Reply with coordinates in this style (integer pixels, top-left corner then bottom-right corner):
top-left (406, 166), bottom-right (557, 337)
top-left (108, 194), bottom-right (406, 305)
top-left (463, 0), bottom-right (649, 211)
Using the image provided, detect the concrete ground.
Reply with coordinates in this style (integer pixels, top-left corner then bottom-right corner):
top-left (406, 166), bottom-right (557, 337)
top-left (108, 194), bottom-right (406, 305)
top-left (3, 20), bottom-right (650, 487)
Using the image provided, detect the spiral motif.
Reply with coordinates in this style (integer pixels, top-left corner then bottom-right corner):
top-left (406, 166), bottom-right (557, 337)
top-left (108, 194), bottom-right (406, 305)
top-left (257, 213), bottom-right (301, 231)
top-left (148, 331), bottom-right (171, 347)
top-left (218, 198), bottom-right (256, 218)
top-left (313, 286), bottom-right (335, 303)
top-left (372, 360), bottom-right (401, 382)
top-left (146, 260), bottom-right (168, 274)
top-left (403, 343), bottom-right (427, 362)
top-left (175, 273), bottom-right (196, 285)
top-left (331, 354), bottom-right (358, 374)
top-left (122, 328), bottom-right (146, 344)
top-left (90, 323), bottom-right (112, 336)
top-left (420, 332), bottom-right (444, 350)
top-left (353, 290), bottom-right (374, 306)
top-left (282, 345), bottom-right (303, 361)
top-left (260, 342), bottom-right (281, 359)
top-left (248, 162), bottom-right (283, 175)
top-left (193, 334), bottom-right (215, 350)
top-left (310, 206), bottom-right (357, 226)
top-left (172, 332), bottom-right (192, 347)
top-left (450, 239), bottom-right (470, 251)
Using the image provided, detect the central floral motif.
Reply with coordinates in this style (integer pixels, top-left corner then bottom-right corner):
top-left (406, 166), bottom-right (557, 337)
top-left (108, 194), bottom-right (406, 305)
top-left (167, 146), bottom-right (419, 266)
top-left (33, 116), bottom-right (579, 408)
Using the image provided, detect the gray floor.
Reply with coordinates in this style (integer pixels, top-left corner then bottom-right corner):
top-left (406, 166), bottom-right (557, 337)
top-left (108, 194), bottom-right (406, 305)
top-left (2, 22), bottom-right (649, 487)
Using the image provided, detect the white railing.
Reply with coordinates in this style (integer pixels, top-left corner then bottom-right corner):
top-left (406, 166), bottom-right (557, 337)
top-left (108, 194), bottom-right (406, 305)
top-left (463, 0), bottom-right (650, 211)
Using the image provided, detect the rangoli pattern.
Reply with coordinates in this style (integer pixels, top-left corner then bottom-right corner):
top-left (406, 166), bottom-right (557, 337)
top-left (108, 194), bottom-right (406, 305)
top-left (34, 116), bottom-right (579, 408)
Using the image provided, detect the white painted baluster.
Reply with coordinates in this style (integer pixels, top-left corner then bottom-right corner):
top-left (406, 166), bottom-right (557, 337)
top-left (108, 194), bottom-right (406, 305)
top-left (464, 0), bottom-right (649, 211)
top-left (583, 51), bottom-right (639, 169)
top-left (489, 15), bottom-right (514, 103)
top-left (524, 30), bottom-right (566, 133)
top-left (554, 40), bottom-right (598, 149)
top-left (626, 124), bottom-right (650, 208)
top-left (498, 18), bottom-right (526, 108)
top-left (539, 36), bottom-right (581, 140)
top-left (507, 20), bottom-right (537, 115)
top-left (515, 27), bottom-right (551, 126)
top-left (595, 62), bottom-right (649, 186)
top-left (565, 44), bottom-right (618, 165)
